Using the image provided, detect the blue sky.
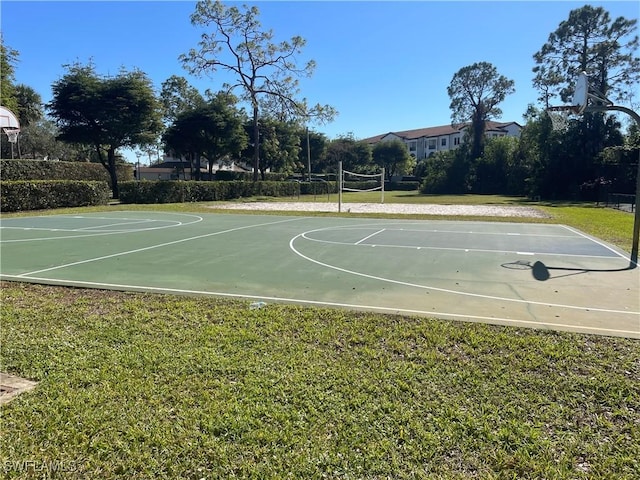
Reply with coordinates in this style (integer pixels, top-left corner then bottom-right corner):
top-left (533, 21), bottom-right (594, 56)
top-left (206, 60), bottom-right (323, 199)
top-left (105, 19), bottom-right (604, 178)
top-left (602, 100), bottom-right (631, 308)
top-left (2, 1), bottom-right (639, 149)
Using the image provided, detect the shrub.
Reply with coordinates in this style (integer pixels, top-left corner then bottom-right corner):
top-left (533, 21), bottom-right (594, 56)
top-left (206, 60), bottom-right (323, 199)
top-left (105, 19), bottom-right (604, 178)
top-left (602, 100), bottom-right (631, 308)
top-left (118, 180), bottom-right (302, 204)
top-left (385, 181), bottom-right (420, 191)
top-left (0, 159), bottom-right (133, 185)
top-left (0, 180), bottom-right (110, 212)
top-left (420, 170), bottom-right (449, 194)
top-left (300, 181), bottom-right (337, 195)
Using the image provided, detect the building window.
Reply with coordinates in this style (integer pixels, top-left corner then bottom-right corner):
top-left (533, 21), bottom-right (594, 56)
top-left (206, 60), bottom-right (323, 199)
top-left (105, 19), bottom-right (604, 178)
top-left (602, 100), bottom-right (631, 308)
top-left (428, 139), bottom-right (437, 150)
top-left (441, 138), bottom-right (447, 147)
top-left (453, 137), bottom-right (460, 146)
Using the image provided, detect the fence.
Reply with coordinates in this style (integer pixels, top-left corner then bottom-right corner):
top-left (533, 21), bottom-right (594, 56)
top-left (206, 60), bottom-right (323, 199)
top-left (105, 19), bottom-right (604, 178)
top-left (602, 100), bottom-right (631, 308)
top-left (606, 193), bottom-right (636, 213)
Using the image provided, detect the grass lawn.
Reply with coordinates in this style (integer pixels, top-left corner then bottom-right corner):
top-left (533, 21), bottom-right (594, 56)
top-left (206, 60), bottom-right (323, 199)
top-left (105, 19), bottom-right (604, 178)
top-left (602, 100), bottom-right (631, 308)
top-left (2, 283), bottom-right (639, 479)
top-left (239, 190), bottom-right (536, 205)
top-left (1, 195), bottom-right (638, 478)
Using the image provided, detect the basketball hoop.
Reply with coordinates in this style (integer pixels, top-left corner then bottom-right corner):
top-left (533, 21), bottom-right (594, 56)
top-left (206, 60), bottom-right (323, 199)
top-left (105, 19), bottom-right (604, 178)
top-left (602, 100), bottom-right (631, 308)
top-left (544, 72), bottom-right (593, 132)
top-left (2, 128), bottom-right (20, 144)
top-left (546, 106), bottom-right (580, 132)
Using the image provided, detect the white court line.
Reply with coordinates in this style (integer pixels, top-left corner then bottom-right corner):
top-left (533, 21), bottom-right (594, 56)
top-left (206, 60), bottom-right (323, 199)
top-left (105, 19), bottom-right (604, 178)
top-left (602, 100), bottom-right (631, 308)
top-left (355, 229), bottom-right (385, 245)
top-left (62, 215), bottom-right (183, 222)
top-left (16, 216), bottom-right (306, 277)
top-left (390, 227), bottom-right (577, 239)
top-left (0, 275), bottom-right (637, 338)
top-left (0, 213), bottom-right (204, 243)
top-left (75, 219), bottom-right (160, 231)
top-left (1, 226), bottom-right (86, 233)
top-left (560, 224), bottom-right (632, 262)
top-left (2, 230), bottom-right (177, 243)
top-left (300, 232), bottom-right (619, 260)
top-left (290, 229), bottom-right (638, 316)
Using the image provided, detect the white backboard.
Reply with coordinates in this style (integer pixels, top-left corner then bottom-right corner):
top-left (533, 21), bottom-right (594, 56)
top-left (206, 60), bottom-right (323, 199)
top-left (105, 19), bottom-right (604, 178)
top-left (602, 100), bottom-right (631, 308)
top-left (0, 106), bottom-right (20, 129)
top-left (572, 72), bottom-right (589, 114)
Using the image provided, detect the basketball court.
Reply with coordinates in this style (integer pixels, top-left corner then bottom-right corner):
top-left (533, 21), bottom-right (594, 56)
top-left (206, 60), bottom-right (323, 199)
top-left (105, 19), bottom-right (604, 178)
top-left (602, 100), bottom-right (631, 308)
top-left (1, 210), bottom-right (638, 338)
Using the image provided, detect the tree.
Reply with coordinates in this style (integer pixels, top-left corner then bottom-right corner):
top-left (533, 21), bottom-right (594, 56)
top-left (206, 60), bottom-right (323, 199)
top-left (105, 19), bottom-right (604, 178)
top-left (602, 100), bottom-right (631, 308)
top-left (600, 124), bottom-right (640, 194)
top-left (447, 62), bottom-right (515, 160)
top-left (17, 116), bottom-right (98, 161)
top-left (159, 75), bottom-right (205, 124)
top-left (162, 113), bottom-right (202, 179)
top-left (475, 136), bottom-right (521, 194)
top-left (48, 63), bottom-right (163, 198)
top-left (517, 106), bottom-right (594, 199)
top-left (180, 0), bottom-right (335, 181)
top-left (15, 85), bottom-right (43, 128)
top-left (200, 93), bottom-right (248, 180)
top-left (163, 94), bottom-right (248, 180)
top-left (241, 117), bottom-right (300, 178)
top-left (531, 5), bottom-right (638, 198)
top-left (372, 140), bottom-right (415, 181)
top-left (298, 129), bottom-right (328, 176)
top-left (418, 146), bottom-right (472, 195)
top-left (18, 117), bottom-right (57, 160)
top-left (0, 39), bottom-right (19, 114)
top-left (533, 5), bottom-right (639, 105)
top-left (324, 134), bottom-right (373, 173)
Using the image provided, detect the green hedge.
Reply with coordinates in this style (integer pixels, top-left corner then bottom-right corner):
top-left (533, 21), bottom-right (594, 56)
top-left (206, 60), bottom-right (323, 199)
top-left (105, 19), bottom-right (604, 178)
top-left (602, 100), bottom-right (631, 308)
top-left (0, 160), bottom-right (134, 185)
top-left (341, 181), bottom-right (419, 192)
top-left (0, 180), bottom-right (110, 212)
top-left (300, 181), bottom-right (337, 195)
top-left (342, 181), bottom-right (380, 192)
top-left (119, 180), bottom-right (303, 204)
top-left (385, 181), bottom-right (420, 191)
top-left (120, 180), bottom-right (414, 204)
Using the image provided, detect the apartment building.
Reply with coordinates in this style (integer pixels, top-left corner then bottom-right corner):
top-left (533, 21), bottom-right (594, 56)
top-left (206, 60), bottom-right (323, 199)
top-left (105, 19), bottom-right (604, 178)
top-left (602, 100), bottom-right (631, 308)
top-left (363, 121), bottom-right (522, 159)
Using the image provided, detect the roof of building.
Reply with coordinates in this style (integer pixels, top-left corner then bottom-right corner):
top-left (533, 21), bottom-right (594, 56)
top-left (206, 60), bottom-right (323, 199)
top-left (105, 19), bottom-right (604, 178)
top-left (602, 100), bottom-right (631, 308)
top-left (362, 121), bottom-right (521, 144)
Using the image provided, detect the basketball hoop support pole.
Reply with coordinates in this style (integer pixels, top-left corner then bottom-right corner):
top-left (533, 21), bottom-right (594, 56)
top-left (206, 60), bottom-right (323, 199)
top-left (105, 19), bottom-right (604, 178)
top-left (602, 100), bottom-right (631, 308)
top-left (586, 104), bottom-right (640, 267)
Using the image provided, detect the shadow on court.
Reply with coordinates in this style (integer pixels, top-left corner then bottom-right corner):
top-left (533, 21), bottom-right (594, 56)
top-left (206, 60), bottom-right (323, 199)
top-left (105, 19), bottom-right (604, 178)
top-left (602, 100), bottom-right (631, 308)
top-left (529, 260), bottom-right (636, 281)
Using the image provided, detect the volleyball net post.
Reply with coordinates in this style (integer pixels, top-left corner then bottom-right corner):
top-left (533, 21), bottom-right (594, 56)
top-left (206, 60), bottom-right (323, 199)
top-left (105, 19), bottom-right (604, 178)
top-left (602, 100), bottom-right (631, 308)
top-left (338, 161), bottom-right (343, 213)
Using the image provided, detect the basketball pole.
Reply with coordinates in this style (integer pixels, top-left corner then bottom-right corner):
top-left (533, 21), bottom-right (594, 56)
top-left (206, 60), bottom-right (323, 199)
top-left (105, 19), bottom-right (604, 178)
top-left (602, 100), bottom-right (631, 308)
top-left (586, 104), bottom-right (640, 267)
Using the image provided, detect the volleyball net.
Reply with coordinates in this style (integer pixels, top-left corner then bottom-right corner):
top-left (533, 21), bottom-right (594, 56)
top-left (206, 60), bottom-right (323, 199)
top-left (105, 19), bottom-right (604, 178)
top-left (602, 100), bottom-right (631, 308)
top-left (337, 161), bottom-right (385, 212)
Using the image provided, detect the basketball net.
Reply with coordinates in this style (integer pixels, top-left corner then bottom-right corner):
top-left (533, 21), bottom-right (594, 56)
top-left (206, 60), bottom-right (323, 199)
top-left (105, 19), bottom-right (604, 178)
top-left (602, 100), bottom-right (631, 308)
top-left (546, 106), bottom-right (580, 132)
top-left (2, 128), bottom-right (20, 144)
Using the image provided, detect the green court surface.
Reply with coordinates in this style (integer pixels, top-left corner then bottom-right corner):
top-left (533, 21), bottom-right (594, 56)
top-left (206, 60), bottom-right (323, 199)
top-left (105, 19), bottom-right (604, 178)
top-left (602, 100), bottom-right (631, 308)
top-left (1, 210), bottom-right (638, 338)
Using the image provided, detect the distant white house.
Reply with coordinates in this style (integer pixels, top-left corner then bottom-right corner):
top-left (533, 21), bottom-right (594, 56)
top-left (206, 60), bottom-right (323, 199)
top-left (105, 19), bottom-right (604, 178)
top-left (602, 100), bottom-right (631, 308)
top-left (136, 155), bottom-right (252, 180)
top-left (362, 121), bottom-right (522, 160)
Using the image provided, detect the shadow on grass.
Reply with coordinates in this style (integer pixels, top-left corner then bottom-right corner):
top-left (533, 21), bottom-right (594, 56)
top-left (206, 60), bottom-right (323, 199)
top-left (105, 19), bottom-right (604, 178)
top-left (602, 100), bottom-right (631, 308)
top-left (393, 193), bottom-right (539, 205)
top-left (392, 194), bottom-right (615, 208)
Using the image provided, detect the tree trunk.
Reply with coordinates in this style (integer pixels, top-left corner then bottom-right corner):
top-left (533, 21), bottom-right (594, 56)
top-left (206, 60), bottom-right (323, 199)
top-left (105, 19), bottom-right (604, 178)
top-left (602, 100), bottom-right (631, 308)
top-left (252, 104), bottom-right (260, 182)
top-left (107, 147), bottom-right (119, 199)
top-left (471, 109), bottom-right (486, 160)
top-left (96, 145), bottom-right (118, 199)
